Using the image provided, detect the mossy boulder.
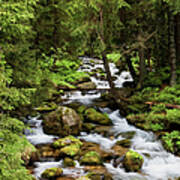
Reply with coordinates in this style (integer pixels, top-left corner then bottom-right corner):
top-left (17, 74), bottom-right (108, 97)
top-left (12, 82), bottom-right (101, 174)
top-left (77, 82), bottom-right (96, 90)
top-left (52, 136), bottom-right (83, 149)
top-left (38, 145), bottom-right (60, 159)
top-left (43, 106), bottom-right (82, 136)
top-left (77, 105), bottom-right (88, 114)
top-left (63, 157), bottom-right (76, 167)
top-left (123, 150), bottom-right (144, 172)
top-left (82, 123), bottom-right (96, 132)
top-left (76, 177), bottom-right (90, 180)
top-left (84, 108), bottom-right (112, 125)
top-left (60, 144), bottom-right (81, 157)
top-left (52, 136), bottom-right (83, 157)
top-left (80, 151), bottom-right (102, 165)
top-left (41, 167), bottom-right (63, 179)
top-left (115, 139), bottom-right (132, 148)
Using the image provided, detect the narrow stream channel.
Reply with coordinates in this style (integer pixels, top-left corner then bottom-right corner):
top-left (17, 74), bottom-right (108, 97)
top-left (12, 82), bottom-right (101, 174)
top-left (26, 57), bottom-right (180, 180)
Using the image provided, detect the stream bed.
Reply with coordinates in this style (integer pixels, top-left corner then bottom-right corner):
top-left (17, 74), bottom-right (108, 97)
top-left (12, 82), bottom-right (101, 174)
top-left (26, 58), bottom-right (180, 180)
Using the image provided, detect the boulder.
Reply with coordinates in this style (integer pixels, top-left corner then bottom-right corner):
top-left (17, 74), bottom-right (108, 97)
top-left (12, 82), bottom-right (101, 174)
top-left (41, 167), bottom-right (63, 179)
top-left (80, 142), bottom-right (113, 161)
top-left (43, 106), bottom-right (82, 136)
top-left (77, 82), bottom-right (96, 90)
top-left (84, 166), bottom-right (113, 180)
top-left (76, 177), bottom-right (90, 180)
top-left (38, 145), bottom-right (60, 159)
top-left (63, 157), bottom-right (76, 167)
top-left (123, 150), bottom-right (144, 172)
top-left (52, 136), bottom-right (83, 157)
top-left (115, 139), bottom-right (132, 148)
top-left (60, 144), bottom-right (81, 157)
top-left (52, 136), bottom-right (83, 149)
top-left (80, 151), bottom-right (102, 165)
top-left (84, 108), bottom-right (112, 125)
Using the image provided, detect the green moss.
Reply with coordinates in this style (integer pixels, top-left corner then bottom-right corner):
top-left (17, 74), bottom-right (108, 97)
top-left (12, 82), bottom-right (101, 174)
top-left (77, 105), bottom-right (87, 114)
top-left (84, 108), bottom-right (112, 125)
top-left (0, 115), bottom-right (35, 180)
top-left (52, 136), bottom-right (83, 149)
top-left (60, 144), bottom-right (81, 157)
top-left (63, 157), bottom-right (76, 167)
top-left (41, 167), bottom-right (63, 178)
top-left (80, 151), bottom-right (102, 165)
top-left (123, 150), bottom-right (144, 172)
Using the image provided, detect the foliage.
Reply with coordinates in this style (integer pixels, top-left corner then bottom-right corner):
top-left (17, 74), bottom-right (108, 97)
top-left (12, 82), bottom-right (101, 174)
top-left (0, 115), bottom-right (34, 180)
top-left (162, 131), bottom-right (180, 153)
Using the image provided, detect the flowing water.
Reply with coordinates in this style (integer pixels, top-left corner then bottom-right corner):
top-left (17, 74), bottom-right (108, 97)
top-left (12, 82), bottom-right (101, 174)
top-left (26, 57), bottom-right (180, 180)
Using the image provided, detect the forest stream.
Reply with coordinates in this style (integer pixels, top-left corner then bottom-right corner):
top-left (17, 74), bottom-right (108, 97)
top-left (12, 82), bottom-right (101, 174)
top-left (25, 58), bottom-right (180, 180)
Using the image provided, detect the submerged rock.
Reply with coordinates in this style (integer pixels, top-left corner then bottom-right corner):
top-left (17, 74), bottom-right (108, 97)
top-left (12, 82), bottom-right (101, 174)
top-left (63, 157), bottom-right (76, 167)
top-left (115, 139), bottom-right (132, 148)
top-left (41, 167), bottom-right (63, 179)
top-left (80, 151), bottom-right (102, 165)
top-left (123, 150), bottom-right (144, 172)
top-left (84, 166), bottom-right (113, 180)
top-left (84, 108), bottom-right (112, 125)
top-left (43, 106), bottom-right (82, 136)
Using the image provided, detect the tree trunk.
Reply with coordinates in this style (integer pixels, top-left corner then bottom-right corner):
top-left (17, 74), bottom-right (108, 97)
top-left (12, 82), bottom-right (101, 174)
top-left (138, 47), bottom-right (146, 88)
top-left (126, 55), bottom-right (137, 83)
top-left (175, 13), bottom-right (180, 65)
top-left (99, 7), bottom-right (114, 89)
top-left (102, 51), bottom-right (115, 89)
top-left (169, 10), bottom-right (177, 86)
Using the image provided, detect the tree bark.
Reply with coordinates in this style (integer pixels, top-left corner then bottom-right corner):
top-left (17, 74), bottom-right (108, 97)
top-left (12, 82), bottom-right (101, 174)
top-left (138, 47), bottom-right (146, 88)
top-left (99, 7), bottom-right (115, 89)
top-left (102, 51), bottom-right (115, 89)
top-left (175, 13), bottom-right (180, 64)
top-left (126, 55), bottom-right (137, 83)
top-left (169, 10), bottom-right (177, 86)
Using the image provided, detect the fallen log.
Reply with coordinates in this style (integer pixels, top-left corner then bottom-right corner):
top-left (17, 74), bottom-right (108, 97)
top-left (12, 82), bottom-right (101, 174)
top-left (145, 102), bottom-right (180, 109)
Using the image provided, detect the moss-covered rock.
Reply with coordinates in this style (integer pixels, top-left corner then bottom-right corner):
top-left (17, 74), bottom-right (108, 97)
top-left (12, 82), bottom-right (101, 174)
top-left (80, 151), bottom-right (102, 165)
top-left (43, 106), bottom-right (82, 136)
top-left (52, 136), bottom-right (83, 157)
top-left (60, 144), bottom-right (81, 157)
top-left (84, 108), bottom-right (112, 125)
top-left (115, 139), bottom-right (132, 148)
top-left (63, 157), bottom-right (76, 167)
top-left (77, 105), bottom-right (88, 114)
top-left (123, 150), bottom-right (144, 172)
top-left (76, 177), bottom-right (91, 180)
top-left (82, 123), bottom-right (96, 132)
top-left (41, 167), bottom-right (63, 179)
top-left (37, 145), bottom-right (61, 160)
top-left (77, 82), bottom-right (96, 90)
top-left (80, 142), bottom-right (113, 162)
top-left (52, 136), bottom-right (83, 149)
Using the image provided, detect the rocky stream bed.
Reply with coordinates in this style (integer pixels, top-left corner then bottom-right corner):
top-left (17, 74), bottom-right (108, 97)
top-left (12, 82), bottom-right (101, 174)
top-left (25, 58), bottom-right (180, 180)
